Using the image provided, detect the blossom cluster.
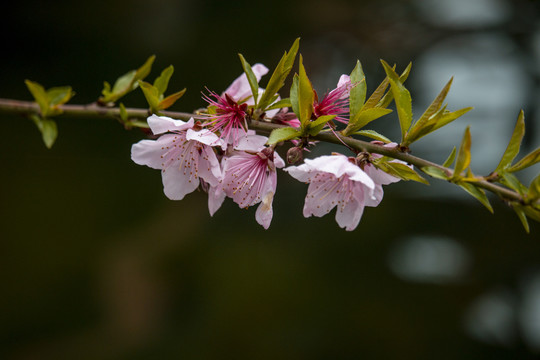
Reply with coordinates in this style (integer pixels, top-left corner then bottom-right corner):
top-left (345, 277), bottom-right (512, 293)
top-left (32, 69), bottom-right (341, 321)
top-left (131, 64), bottom-right (404, 230)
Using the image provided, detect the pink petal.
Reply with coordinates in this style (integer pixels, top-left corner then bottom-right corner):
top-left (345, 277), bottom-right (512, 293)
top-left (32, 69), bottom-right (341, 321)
top-left (147, 115), bottom-right (194, 135)
top-left (223, 63), bottom-right (269, 101)
top-left (131, 134), bottom-right (176, 170)
top-left (208, 185), bottom-right (226, 216)
top-left (255, 190), bottom-right (274, 229)
top-left (335, 190), bottom-right (365, 231)
top-left (186, 128), bottom-right (222, 147)
top-left (234, 134), bottom-right (268, 152)
top-left (161, 163), bottom-right (199, 200)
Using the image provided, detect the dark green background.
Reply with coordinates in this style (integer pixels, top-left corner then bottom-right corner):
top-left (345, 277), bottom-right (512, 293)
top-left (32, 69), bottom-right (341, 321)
top-left (1, 0), bottom-right (540, 358)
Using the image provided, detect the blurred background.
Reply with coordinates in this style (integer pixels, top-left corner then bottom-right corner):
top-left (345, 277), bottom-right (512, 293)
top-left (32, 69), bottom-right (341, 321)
top-left (1, 0), bottom-right (540, 358)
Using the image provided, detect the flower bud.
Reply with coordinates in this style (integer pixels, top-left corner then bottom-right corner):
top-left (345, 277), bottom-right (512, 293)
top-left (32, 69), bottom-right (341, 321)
top-left (287, 146), bottom-right (304, 165)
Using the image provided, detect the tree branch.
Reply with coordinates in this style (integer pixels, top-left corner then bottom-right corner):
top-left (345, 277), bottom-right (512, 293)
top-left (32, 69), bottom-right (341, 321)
top-left (0, 97), bottom-right (534, 206)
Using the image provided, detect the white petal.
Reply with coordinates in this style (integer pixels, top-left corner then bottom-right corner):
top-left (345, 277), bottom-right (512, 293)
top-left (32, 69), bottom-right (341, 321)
top-left (148, 115), bottom-right (194, 135)
top-left (208, 185), bottom-right (226, 216)
top-left (335, 189), bottom-right (365, 231)
top-left (364, 184), bottom-right (384, 207)
top-left (161, 162), bottom-right (199, 200)
top-left (337, 74), bottom-right (351, 88)
top-left (197, 146), bottom-right (222, 186)
top-left (131, 134), bottom-right (176, 169)
top-left (273, 152), bottom-right (285, 169)
top-left (255, 190), bottom-right (274, 229)
top-left (283, 163), bottom-right (312, 183)
top-left (365, 165), bottom-right (401, 185)
top-left (234, 134), bottom-right (268, 152)
top-left (186, 128), bottom-right (222, 147)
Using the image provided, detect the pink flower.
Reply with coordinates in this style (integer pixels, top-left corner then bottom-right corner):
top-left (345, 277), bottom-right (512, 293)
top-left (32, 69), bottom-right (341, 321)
top-left (221, 141), bottom-right (285, 229)
top-left (203, 64), bottom-right (269, 146)
top-left (284, 154), bottom-right (376, 231)
top-left (131, 115), bottom-right (223, 201)
top-left (313, 74), bottom-right (352, 124)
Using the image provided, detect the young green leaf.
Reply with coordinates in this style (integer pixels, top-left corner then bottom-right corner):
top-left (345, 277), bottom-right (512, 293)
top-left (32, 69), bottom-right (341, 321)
top-left (238, 54), bottom-right (259, 106)
top-left (308, 114), bottom-right (336, 136)
top-left (378, 62), bottom-right (412, 109)
top-left (352, 129), bottom-right (392, 143)
top-left (376, 159), bottom-right (429, 184)
top-left (529, 173), bottom-right (540, 200)
top-left (119, 103), bottom-right (128, 122)
top-left (405, 78), bottom-right (453, 144)
top-left (362, 77), bottom-right (389, 110)
top-left (267, 127), bottom-right (303, 145)
top-left (512, 204), bottom-right (530, 233)
top-left (349, 60), bottom-right (366, 119)
top-left (344, 108), bottom-right (393, 135)
top-left (500, 171), bottom-right (528, 196)
top-left (158, 88), bottom-right (186, 110)
top-left (452, 126), bottom-right (471, 180)
top-left (133, 55), bottom-right (156, 84)
top-left (296, 55), bottom-right (314, 128)
top-left (258, 38), bottom-right (300, 110)
top-left (265, 98), bottom-right (292, 111)
top-left (380, 60), bottom-right (412, 142)
top-left (138, 81), bottom-right (160, 111)
top-left (25, 80), bottom-right (49, 115)
top-left (31, 114), bottom-right (58, 149)
top-left (458, 181), bottom-right (493, 213)
top-left (507, 147), bottom-right (540, 172)
top-left (421, 166), bottom-right (450, 180)
top-left (47, 86), bottom-right (74, 107)
top-left (442, 146), bottom-right (457, 168)
top-left (496, 110), bottom-right (525, 172)
top-left (153, 65), bottom-right (174, 95)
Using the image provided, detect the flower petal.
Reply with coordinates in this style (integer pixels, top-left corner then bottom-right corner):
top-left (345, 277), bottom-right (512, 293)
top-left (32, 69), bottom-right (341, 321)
top-left (223, 63), bottom-right (269, 101)
top-left (335, 188), bottom-right (365, 231)
top-left (234, 134), bottom-right (268, 152)
top-left (186, 128), bottom-right (222, 147)
top-left (161, 162), bottom-right (199, 200)
top-left (131, 134), bottom-right (176, 170)
top-left (255, 190), bottom-right (274, 229)
top-left (148, 115), bottom-right (194, 135)
top-left (208, 185), bottom-right (226, 216)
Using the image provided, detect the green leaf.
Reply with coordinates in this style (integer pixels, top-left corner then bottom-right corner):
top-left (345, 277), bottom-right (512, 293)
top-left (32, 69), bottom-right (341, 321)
top-left (25, 80), bottom-right (49, 115)
top-left (267, 127), bottom-right (303, 145)
top-left (442, 146), bottom-right (457, 168)
top-left (458, 182), bottom-right (493, 213)
top-left (529, 173), bottom-right (540, 200)
top-left (290, 75), bottom-right (299, 120)
top-left (453, 126), bottom-right (471, 180)
top-left (345, 108), bottom-right (393, 134)
top-left (378, 62), bottom-right (412, 109)
top-left (265, 98), bottom-right (292, 111)
top-left (138, 81), bottom-right (160, 111)
top-left (349, 60), bottom-right (366, 119)
top-left (111, 70), bottom-right (136, 94)
top-left (508, 147), bottom-right (540, 172)
top-left (47, 86), bottom-right (74, 107)
top-left (258, 38), bottom-right (300, 110)
top-left (352, 129), bottom-right (392, 143)
top-left (421, 166), bottom-right (450, 180)
top-left (133, 55), bottom-right (156, 84)
top-left (523, 205), bottom-right (540, 223)
top-left (100, 55), bottom-right (155, 103)
top-left (119, 103), bottom-right (128, 122)
top-left (496, 110), bottom-right (525, 172)
top-left (308, 114), bottom-right (336, 135)
top-left (31, 114), bottom-right (58, 149)
top-left (376, 160), bottom-right (429, 184)
top-left (363, 77), bottom-right (389, 110)
top-left (405, 78), bottom-right (453, 144)
top-left (500, 171), bottom-right (528, 196)
top-left (238, 54), bottom-right (260, 106)
top-left (512, 204), bottom-right (530, 233)
top-left (380, 60), bottom-right (413, 142)
top-left (153, 65), bottom-right (174, 95)
top-left (158, 88), bottom-right (186, 110)
top-left (297, 55), bottom-right (314, 129)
